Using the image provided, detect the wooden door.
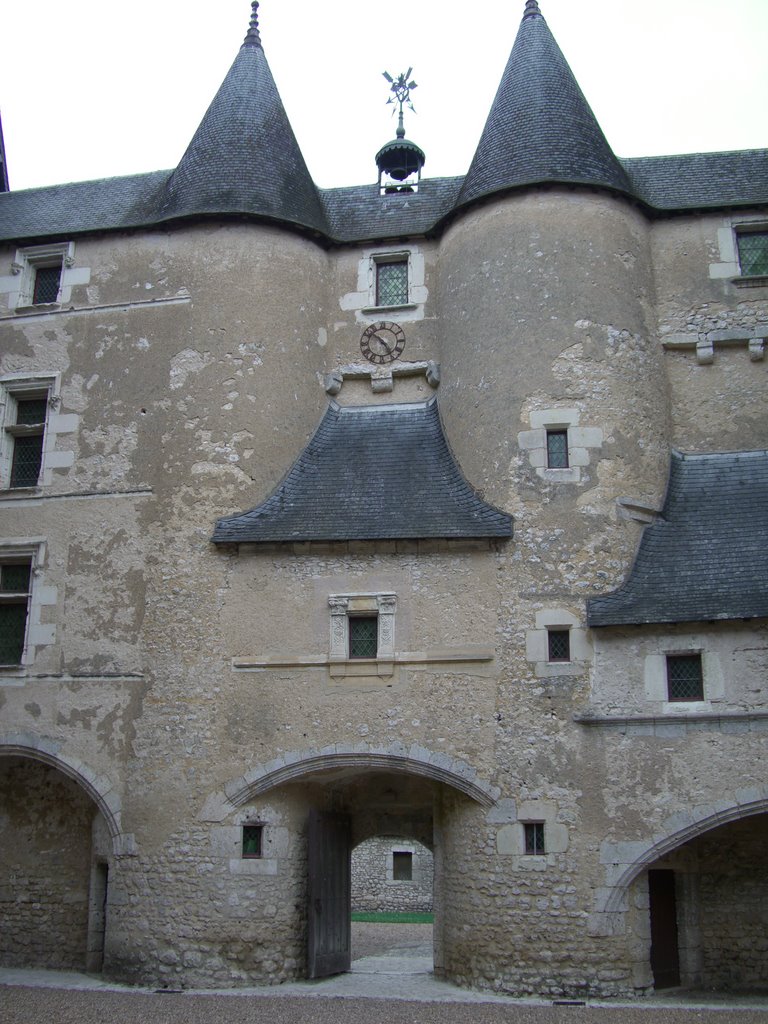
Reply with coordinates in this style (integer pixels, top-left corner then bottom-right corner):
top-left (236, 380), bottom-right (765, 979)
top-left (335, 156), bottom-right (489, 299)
top-left (649, 869), bottom-right (681, 989)
top-left (307, 809), bottom-right (351, 978)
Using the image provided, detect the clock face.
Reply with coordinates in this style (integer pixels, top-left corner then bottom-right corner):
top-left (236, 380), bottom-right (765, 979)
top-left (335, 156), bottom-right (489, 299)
top-left (360, 321), bottom-right (406, 364)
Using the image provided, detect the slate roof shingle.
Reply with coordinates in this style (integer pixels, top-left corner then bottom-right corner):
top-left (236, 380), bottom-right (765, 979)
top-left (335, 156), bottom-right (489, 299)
top-left (0, 5), bottom-right (765, 246)
top-left (456, 2), bottom-right (632, 211)
top-left (211, 399), bottom-right (512, 544)
top-left (587, 450), bottom-right (768, 627)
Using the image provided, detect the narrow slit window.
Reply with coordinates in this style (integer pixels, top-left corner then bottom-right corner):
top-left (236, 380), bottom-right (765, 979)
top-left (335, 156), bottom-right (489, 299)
top-left (524, 822), bottom-right (546, 856)
top-left (242, 824), bottom-right (264, 859)
top-left (0, 560), bottom-right (32, 666)
top-left (348, 616), bottom-right (378, 659)
top-left (376, 260), bottom-right (408, 306)
top-left (32, 264), bottom-right (62, 304)
top-left (547, 629), bottom-right (571, 662)
top-left (736, 230), bottom-right (768, 277)
top-left (546, 429), bottom-right (569, 469)
top-left (666, 654), bottom-right (704, 702)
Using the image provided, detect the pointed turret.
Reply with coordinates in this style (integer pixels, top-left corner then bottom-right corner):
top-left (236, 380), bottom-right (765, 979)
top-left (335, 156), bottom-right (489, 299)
top-left (160, 2), bottom-right (328, 234)
top-left (457, 0), bottom-right (631, 210)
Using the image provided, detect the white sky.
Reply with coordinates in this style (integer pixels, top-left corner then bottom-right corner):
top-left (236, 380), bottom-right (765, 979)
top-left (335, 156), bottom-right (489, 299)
top-left (1, 0), bottom-right (766, 193)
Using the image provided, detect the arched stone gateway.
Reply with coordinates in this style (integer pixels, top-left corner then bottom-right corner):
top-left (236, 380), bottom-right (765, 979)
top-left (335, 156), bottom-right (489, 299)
top-left (593, 794), bottom-right (768, 993)
top-left (0, 737), bottom-right (129, 973)
top-left (596, 789), bottom-right (768, 917)
top-left (201, 743), bottom-right (498, 821)
top-left (199, 744), bottom-right (497, 983)
top-left (0, 734), bottom-right (129, 853)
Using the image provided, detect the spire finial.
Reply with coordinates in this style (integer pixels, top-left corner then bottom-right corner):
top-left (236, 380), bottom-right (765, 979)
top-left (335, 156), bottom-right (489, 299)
top-left (523, 0), bottom-right (541, 18)
top-left (243, 1), bottom-right (262, 47)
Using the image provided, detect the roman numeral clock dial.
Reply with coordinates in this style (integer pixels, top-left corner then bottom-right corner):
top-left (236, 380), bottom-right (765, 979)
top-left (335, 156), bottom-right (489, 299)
top-left (360, 321), bottom-right (406, 364)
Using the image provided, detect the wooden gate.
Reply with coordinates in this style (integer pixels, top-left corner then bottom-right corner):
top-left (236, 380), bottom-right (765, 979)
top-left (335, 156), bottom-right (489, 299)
top-left (307, 809), bottom-right (351, 978)
top-left (649, 868), bottom-right (681, 989)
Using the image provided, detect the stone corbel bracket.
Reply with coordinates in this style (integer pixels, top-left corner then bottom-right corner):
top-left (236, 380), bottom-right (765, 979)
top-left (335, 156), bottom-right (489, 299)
top-left (324, 360), bottom-right (440, 396)
top-left (663, 331), bottom-right (766, 365)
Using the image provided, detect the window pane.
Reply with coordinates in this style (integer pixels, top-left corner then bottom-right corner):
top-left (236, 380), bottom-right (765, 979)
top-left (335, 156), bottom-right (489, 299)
top-left (737, 232), bottom-right (768, 276)
top-left (546, 430), bottom-right (569, 468)
top-left (666, 654), bottom-right (703, 701)
top-left (376, 261), bottom-right (408, 306)
top-left (10, 434), bottom-right (44, 487)
top-left (524, 822), bottom-right (545, 855)
top-left (349, 616), bottom-right (378, 658)
top-left (242, 825), bottom-right (263, 858)
top-left (548, 629), bottom-right (570, 662)
top-left (1, 563), bottom-right (31, 593)
top-left (0, 603), bottom-right (28, 664)
top-left (32, 265), bottom-right (62, 304)
top-left (15, 397), bottom-right (47, 425)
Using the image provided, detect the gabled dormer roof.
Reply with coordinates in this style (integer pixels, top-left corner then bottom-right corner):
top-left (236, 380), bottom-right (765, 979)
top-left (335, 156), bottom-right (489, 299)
top-left (212, 399), bottom-right (512, 545)
top-left (159, 2), bottom-right (328, 234)
top-left (457, 0), bottom-right (632, 211)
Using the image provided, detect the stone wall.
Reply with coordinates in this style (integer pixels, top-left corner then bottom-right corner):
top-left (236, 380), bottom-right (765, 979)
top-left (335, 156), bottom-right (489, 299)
top-left (0, 758), bottom-right (94, 969)
top-left (698, 817), bottom-right (768, 989)
top-left (351, 836), bottom-right (433, 913)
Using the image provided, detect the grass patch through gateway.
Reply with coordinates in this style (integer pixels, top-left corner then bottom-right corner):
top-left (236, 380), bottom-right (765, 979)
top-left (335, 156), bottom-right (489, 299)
top-left (351, 911), bottom-right (434, 924)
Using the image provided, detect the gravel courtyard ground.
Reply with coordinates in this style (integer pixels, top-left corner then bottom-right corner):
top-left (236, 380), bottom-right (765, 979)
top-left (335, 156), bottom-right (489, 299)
top-left (1, 923), bottom-right (766, 1024)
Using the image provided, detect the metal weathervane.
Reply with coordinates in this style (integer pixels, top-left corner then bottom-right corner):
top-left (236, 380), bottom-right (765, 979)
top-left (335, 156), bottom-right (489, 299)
top-left (383, 69), bottom-right (418, 136)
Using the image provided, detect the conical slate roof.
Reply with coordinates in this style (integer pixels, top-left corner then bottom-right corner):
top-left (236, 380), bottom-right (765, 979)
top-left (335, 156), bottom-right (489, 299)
top-left (160, 3), bottom-right (328, 233)
top-left (212, 399), bottom-right (512, 544)
top-left (457, 0), bottom-right (632, 210)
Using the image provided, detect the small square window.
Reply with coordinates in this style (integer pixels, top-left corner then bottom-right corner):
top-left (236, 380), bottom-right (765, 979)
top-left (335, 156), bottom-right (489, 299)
top-left (242, 824), bottom-right (263, 858)
top-left (32, 264), bottom-right (62, 304)
top-left (547, 629), bottom-right (570, 662)
top-left (376, 259), bottom-right (408, 306)
top-left (392, 851), bottom-right (413, 881)
top-left (524, 822), bottom-right (546, 856)
top-left (4, 389), bottom-right (49, 489)
top-left (666, 654), bottom-right (704, 702)
top-left (349, 616), bottom-right (378, 659)
top-left (737, 230), bottom-right (768, 277)
top-left (0, 559), bottom-right (32, 666)
top-left (546, 429), bottom-right (569, 469)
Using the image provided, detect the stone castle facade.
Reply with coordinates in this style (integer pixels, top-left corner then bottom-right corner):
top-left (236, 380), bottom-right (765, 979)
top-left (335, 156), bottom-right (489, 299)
top-left (0, 0), bottom-right (766, 999)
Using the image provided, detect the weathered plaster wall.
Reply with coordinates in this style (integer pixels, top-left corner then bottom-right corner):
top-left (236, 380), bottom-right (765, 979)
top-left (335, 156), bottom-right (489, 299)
top-left (652, 214), bottom-right (768, 452)
top-left (0, 188), bottom-right (766, 997)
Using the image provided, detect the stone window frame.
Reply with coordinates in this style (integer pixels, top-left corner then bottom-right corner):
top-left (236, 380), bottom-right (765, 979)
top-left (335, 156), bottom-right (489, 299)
top-left (526, 608), bottom-right (590, 678)
top-left (341, 245), bottom-right (427, 322)
top-left (710, 215), bottom-right (768, 286)
top-left (643, 646), bottom-right (723, 713)
top-left (494, 799), bottom-right (569, 868)
top-left (329, 592), bottom-right (396, 678)
top-left (518, 408), bottom-right (603, 483)
top-left (0, 372), bottom-right (76, 491)
top-left (389, 847), bottom-right (415, 883)
top-left (0, 538), bottom-right (56, 676)
top-left (6, 242), bottom-right (80, 310)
